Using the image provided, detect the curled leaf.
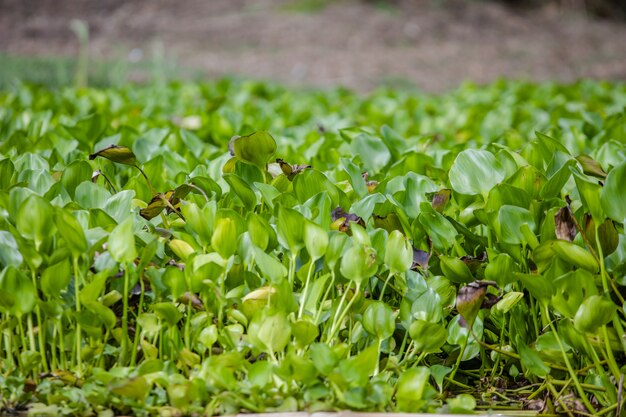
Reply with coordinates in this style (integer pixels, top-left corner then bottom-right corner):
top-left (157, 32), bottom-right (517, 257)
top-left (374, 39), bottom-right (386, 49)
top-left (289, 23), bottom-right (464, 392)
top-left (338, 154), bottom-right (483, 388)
top-left (89, 145), bottom-right (137, 166)
top-left (460, 252), bottom-right (487, 272)
top-left (554, 205), bottom-right (577, 241)
top-left (276, 158), bottom-right (311, 180)
top-left (411, 249), bottom-right (430, 271)
top-left (431, 189), bottom-right (451, 213)
top-left (140, 193), bottom-right (172, 220)
top-left (456, 280), bottom-right (499, 328)
top-left (231, 131), bottom-right (277, 169)
top-left (576, 155), bottom-right (607, 179)
top-left (330, 207), bottom-right (365, 233)
top-left (584, 215), bottom-right (619, 257)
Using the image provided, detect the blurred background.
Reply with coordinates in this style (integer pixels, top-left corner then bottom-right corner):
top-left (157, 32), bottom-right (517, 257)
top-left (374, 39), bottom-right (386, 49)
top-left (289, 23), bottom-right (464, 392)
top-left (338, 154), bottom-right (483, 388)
top-left (1, 0), bottom-right (625, 92)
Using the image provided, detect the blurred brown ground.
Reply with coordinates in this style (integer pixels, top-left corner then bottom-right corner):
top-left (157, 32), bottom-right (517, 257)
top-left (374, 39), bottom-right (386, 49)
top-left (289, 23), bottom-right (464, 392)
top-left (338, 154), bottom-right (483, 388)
top-left (1, 0), bottom-right (626, 92)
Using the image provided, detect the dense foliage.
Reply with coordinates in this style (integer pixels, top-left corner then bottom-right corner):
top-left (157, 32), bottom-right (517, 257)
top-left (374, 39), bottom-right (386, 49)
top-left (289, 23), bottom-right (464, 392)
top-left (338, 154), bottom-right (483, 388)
top-left (0, 80), bottom-right (625, 416)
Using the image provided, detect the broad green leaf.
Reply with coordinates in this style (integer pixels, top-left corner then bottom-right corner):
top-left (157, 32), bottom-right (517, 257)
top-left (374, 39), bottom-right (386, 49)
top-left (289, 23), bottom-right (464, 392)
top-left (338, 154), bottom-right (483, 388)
top-left (449, 149), bottom-right (505, 196)
top-left (340, 243), bottom-right (377, 284)
top-left (409, 321), bottom-right (447, 353)
top-left (0, 159), bottom-right (16, 190)
top-left (395, 367), bottom-right (431, 412)
top-left (253, 247), bottom-right (287, 284)
top-left (224, 173), bottom-right (257, 210)
top-left (574, 295), bottom-right (615, 333)
top-left (55, 209), bottom-right (88, 257)
top-left (304, 221), bottom-right (329, 260)
top-left (108, 216), bottom-right (137, 264)
top-left (61, 160), bottom-right (92, 198)
top-left (211, 217), bottom-right (239, 259)
top-left (248, 308), bottom-right (291, 355)
top-left (496, 205), bottom-right (536, 245)
top-left (0, 266), bottom-right (37, 316)
top-left (439, 256), bottom-right (473, 284)
top-left (276, 206), bottom-right (305, 254)
top-left (572, 168), bottom-right (604, 224)
top-left (384, 230), bottom-right (413, 275)
top-left (16, 195), bottom-right (53, 251)
top-left (350, 133), bottom-right (391, 173)
top-left (0, 231), bottom-right (23, 267)
top-left (231, 131), bottom-right (276, 169)
top-left (41, 258), bottom-right (71, 298)
top-left (362, 301), bottom-right (394, 340)
top-left (600, 160), bottom-right (626, 223)
top-left (89, 145), bottom-right (137, 166)
top-left (517, 337), bottom-right (550, 378)
top-left (341, 158), bottom-right (368, 198)
top-left (418, 209), bottom-right (457, 252)
top-left (248, 213), bottom-right (276, 251)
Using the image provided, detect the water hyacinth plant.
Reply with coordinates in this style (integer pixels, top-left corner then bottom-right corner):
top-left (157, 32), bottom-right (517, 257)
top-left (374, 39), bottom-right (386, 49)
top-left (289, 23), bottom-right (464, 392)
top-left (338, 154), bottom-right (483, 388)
top-left (0, 79), bottom-right (625, 416)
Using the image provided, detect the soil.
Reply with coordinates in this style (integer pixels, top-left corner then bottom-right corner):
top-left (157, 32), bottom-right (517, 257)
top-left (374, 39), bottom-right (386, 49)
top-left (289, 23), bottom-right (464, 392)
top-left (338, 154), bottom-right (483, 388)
top-left (1, 0), bottom-right (626, 92)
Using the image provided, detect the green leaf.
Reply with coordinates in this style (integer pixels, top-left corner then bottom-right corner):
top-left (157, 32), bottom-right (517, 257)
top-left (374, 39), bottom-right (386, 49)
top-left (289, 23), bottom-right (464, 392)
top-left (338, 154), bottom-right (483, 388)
top-left (341, 158), bottom-right (368, 198)
top-left (108, 216), bottom-right (137, 264)
top-left (409, 320), bottom-right (447, 353)
top-left (0, 158), bottom-right (16, 190)
top-left (447, 394), bottom-right (477, 414)
top-left (110, 377), bottom-right (149, 401)
top-left (0, 231), bottom-right (23, 267)
top-left (276, 206), bottom-right (305, 254)
top-left (152, 302), bottom-right (183, 326)
top-left (304, 221), bottom-right (329, 260)
top-left (496, 205), bottom-right (536, 245)
top-left (248, 213), bottom-right (276, 251)
top-left (350, 133), bottom-right (391, 173)
top-left (572, 168), bottom-right (604, 224)
top-left (231, 131), bottom-right (276, 169)
top-left (517, 337), bottom-right (550, 378)
top-left (211, 217), bottom-right (239, 259)
top-left (89, 145), bottom-right (137, 166)
top-left (395, 367), bottom-right (431, 412)
top-left (574, 295), bottom-right (615, 333)
top-left (449, 149), bottom-right (505, 196)
top-left (61, 160), bottom-right (92, 198)
top-left (16, 195), bottom-right (54, 251)
top-left (253, 247), bottom-right (287, 284)
top-left (0, 266), bottom-right (37, 316)
top-left (41, 258), bottom-right (71, 298)
top-left (224, 173), bottom-right (257, 210)
top-left (384, 230), bottom-right (413, 275)
top-left (439, 256), bottom-right (474, 284)
top-left (362, 301), bottom-right (394, 340)
top-left (248, 308), bottom-right (291, 355)
top-left (340, 243), bottom-right (377, 284)
top-left (55, 209), bottom-right (88, 257)
top-left (418, 209), bottom-right (457, 252)
top-left (601, 160), bottom-right (626, 223)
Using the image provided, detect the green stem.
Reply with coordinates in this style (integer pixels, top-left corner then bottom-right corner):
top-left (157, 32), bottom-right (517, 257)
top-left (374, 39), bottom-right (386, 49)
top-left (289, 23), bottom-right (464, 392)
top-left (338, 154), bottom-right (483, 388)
top-left (298, 259), bottom-right (316, 319)
top-left (4, 315), bottom-right (15, 368)
top-left (374, 338), bottom-right (382, 375)
top-left (446, 329), bottom-right (470, 388)
top-left (119, 264), bottom-right (130, 366)
top-left (58, 319), bottom-right (67, 369)
top-left (130, 272), bottom-right (145, 367)
top-left (378, 270), bottom-right (393, 301)
top-left (30, 269), bottom-right (48, 373)
top-left (546, 307), bottom-right (596, 414)
top-left (134, 164), bottom-right (156, 196)
top-left (73, 257), bottom-right (83, 376)
top-left (314, 271), bottom-right (335, 325)
top-left (546, 378), bottom-right (576, 417)
top-left (288, 253), bottom-right (297, 288)
top-left (326, 282), bottom-right (360, 344)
